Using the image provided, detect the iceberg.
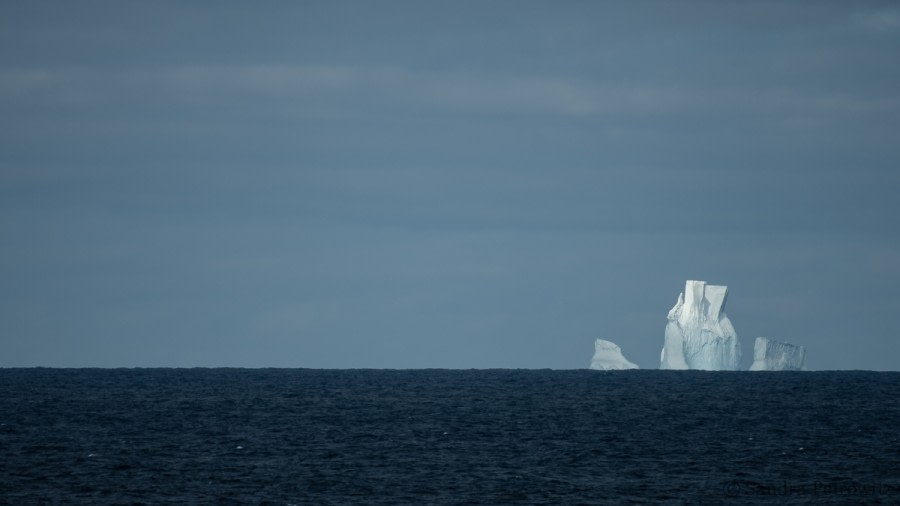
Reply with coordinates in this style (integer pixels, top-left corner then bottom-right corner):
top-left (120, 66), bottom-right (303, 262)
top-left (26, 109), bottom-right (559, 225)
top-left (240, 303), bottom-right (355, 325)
top-left (749, 337), bottom-right (806, 371)
top-left (589, 339), bottom-right (639, 370)
top-left (660, 280), bottom-right (741, 370)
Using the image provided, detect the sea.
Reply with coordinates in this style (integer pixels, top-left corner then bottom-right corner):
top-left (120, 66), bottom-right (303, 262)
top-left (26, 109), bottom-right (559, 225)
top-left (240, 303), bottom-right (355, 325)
top-left (1, 369), bottom-right (898, 505)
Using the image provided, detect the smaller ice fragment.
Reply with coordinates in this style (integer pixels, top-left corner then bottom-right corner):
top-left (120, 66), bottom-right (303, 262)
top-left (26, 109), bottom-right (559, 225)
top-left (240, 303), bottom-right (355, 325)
top-left (589, 339), bottom-right (639, 370)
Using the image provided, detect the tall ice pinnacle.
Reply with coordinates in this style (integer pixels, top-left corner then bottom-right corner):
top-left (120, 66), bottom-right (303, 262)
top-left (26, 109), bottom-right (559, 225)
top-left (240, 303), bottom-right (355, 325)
top-left (660, 280), bottom-right (741, 370)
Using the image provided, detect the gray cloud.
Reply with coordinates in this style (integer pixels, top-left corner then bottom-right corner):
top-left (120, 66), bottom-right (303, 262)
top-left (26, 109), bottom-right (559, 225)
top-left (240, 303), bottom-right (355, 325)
top-left (6, 63), bottom-right (899, 119)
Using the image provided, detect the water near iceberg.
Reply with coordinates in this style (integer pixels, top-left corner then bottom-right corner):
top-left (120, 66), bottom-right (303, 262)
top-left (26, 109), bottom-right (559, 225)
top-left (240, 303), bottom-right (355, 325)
top-left (2, 369), bottom-right (899, 504)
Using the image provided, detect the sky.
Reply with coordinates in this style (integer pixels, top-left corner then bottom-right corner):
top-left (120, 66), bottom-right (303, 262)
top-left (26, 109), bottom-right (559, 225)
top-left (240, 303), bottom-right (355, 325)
top-left (1, 1), bottom-right (899, 370)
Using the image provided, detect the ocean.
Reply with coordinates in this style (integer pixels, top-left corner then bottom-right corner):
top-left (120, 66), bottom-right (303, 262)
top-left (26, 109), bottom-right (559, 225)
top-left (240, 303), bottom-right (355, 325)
top-left (1, 369), bottom-right (898, 504)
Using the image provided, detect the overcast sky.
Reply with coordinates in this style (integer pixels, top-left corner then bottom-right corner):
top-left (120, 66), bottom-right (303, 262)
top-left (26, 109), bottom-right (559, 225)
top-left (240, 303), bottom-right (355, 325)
top-left (2, 1), bottom-right (899, 369)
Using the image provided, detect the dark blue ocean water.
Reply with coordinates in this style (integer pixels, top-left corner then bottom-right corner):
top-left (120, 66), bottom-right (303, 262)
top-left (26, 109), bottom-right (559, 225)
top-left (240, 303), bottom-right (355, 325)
top-left (1, 369), bottom-right (899, 504)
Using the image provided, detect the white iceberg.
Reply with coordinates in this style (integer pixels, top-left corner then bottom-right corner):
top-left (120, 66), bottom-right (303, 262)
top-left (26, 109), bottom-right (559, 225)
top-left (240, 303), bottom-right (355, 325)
top-left (589, 339), bottom-right (639, 370)
top-left (660, 280), bottom-right (741, 370)
top-left (749, 337), bottom-right (806, 371)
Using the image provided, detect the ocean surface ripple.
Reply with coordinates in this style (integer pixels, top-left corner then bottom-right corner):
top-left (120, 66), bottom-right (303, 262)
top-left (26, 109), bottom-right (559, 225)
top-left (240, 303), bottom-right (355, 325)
top-left (1, 369), bottom-right (898, 504)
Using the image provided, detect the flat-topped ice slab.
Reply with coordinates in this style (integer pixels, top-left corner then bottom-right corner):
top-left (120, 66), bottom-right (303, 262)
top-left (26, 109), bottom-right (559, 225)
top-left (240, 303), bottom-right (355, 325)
top-left (749, 337), bottom-right (806, 371)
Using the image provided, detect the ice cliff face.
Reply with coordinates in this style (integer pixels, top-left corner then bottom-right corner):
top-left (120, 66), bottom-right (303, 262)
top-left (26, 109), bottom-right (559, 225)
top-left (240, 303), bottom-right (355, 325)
top-left (749, 337), bottom-right (806, 371)
top-left (660, 280), bottom-right (741, 370)
top-left (589, 339), bottom-right (639, 370)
